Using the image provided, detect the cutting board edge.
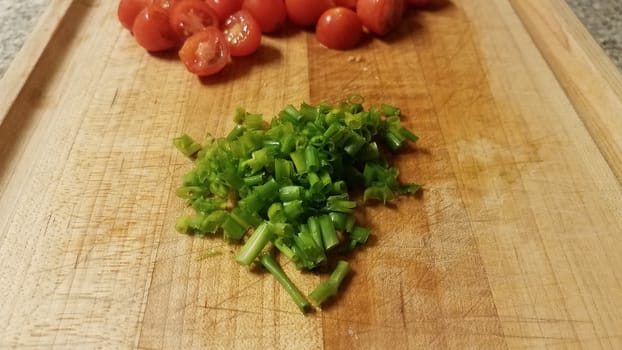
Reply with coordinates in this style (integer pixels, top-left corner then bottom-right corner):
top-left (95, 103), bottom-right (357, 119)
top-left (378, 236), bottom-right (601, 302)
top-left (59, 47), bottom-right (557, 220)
top-left (510, 0), bottom-right (622, 185)
top-left (0, 0), bottom-right (77, 126)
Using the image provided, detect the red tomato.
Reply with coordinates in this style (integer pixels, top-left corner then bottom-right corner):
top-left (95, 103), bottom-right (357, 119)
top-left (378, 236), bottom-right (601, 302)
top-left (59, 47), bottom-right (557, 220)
top-left (153, 0), bottom-right (178, 11)
top-left (334, 0), bottom-right (356, 9)
top-left (242, 0), bottom-right (287, 33)
top-left (132, 5), bottom-right (177, 51)
top-left (204, 0), bottom-right (244, 22)
top-left (118, 0), bottom-right (151, 30)
top-left (179, 27), bottom-right (232, 76)
top-left (356, 0), bottom-right (405, 36)
top-left (285, 0), bottom-right (333, 27)
top-left (222, 10), bottom-right (262, 56)
top-left (169, 0), bottom-right (219, 42)
top-left (407, 0), bottom-right (431, 6)
top-left (316, 7), bottom-right (362, 50)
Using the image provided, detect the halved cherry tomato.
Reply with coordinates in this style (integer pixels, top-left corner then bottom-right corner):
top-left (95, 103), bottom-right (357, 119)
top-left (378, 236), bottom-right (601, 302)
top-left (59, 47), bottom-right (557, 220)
top-left (204, 0), bottom-right (244, 22)
top-left (118, 0), bottom-right (151, 30)
top-left (316, 7), bottom-right (362, 50)
top-left (132, 5), bottom-right (177, 51)
top-left (334, 0), bottom-right (356, 9)
top-left (169, 0), bottom-right (219, 42)
top-left (153, 0), bottom-right (178, 11)
top-left (242, 0), bottom-right (287, 33)
top-left (222, 10), bottom-right (262, 56)
top-left (284, 0), bottom-right (333, 27)
top-left (179, 27), bottom-right (232, 76)
top-left (356, 0), bottom-right (405, 36)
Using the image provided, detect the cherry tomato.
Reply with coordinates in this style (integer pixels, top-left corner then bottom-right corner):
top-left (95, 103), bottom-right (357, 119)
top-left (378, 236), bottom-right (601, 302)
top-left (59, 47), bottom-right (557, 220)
top-left (179, 27), bottom-right (231, 76)
top-left (334, 0), bottom-right (356, 9)
top-left (153, 0), bottom-right (178, 11)
top-left (407, 0), bottom-right (431, 6)
top-left (356, 0), bottom-right (405, 36)
top-left (316, 7), bottom-right (362, 50)
top-left (132, 5), bottom-right (177, 51)
top-left (285, 0), bottom-right (333, 27)
top-left (118, 0), bottom-right (151, 30)
top-left (169, 0), bottom-right (219, 42)
top-left (222, 10), bottom-right (262, 56)
top-left (242, 0), bottom-right (287, 33)
top-left (204, 0), bottom-right (244, 22)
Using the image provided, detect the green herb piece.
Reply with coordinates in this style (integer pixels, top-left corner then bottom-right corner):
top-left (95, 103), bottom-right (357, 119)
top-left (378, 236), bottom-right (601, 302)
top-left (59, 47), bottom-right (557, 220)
top-left (260, 253), bottom-right (311, 313)
top-left (309, 261), bottom-right (350, 306)
top-left (174, 134), bottom-right (202, 157)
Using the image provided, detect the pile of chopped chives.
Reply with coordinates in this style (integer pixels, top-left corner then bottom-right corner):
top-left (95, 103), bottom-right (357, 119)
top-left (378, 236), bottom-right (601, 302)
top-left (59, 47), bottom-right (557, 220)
top-left (174, 96), bottom-right (420, 312)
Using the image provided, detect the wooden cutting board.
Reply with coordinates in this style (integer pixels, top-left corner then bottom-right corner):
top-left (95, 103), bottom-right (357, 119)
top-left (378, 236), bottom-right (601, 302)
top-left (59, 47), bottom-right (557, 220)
top-left (2, 0), bottom-right (622, 348)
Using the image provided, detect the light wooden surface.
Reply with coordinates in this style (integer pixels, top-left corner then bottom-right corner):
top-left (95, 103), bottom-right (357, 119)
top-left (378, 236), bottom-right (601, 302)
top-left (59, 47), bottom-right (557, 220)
top-left (1, 0), bottom-right (622, 348)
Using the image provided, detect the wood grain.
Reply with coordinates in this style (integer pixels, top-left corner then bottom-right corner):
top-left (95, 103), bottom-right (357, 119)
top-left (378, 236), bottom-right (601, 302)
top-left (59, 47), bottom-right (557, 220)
top-left (510, 0), bottom-right (622, 185)
top-left (1, 0), bottom-right (622, 349)
top-left (0, 0), bottom-right (76, 125)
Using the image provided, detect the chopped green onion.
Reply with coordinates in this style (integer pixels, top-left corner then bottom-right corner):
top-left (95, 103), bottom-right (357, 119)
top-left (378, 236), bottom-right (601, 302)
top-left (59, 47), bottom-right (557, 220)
top-left (236, 222), bottom-right (274, 266)
top-left (319, 215), bottom-right (339, 251)
top-left (381, 104), bottom-right (400, 116)
top-left (260, 254), bottom-right (311, 312)
top-left (274, 158), bottom-right (294, 183)
top-left (222, 215), bottom-right (247, 241)
top-left (307, 216), bottom-right (324, 250)
top-left (329, 212), bottom-right (348, 231)
top-left (326, 194), bottom-right (357, 214)
top-left (305, 146), bottom-right (321, 173)
top-left (290, 149), bottom-right (307, 174)
top-left (174, 134), bottom-right (202, 157)
top-left (350, 226), bottom-right (370, 245)
top-left (292, 230), bottom-right (326, 269)
top-left (309, 261), bottom-right (350, 306)
top-left (279, 186), bottom-right (304, 202)
top-left (226, 125), bottom-right (245, 141)
top-left (283, 200), bottom-right (304, 221)
top-left (175, 97), bottom-right (421, 312)
top-left (230, 207), bottom-right (262, 228)
top-left (268, 202), bottom-right (287, 223)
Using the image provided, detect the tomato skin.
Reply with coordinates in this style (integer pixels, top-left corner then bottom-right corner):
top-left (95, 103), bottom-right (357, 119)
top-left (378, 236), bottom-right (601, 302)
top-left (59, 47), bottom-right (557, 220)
top-left (153, 0), bottom-right (178, 11)
top-left (132, 5), bottom-right (177, 51)
top-left (118, 0), bottom-right (151, 30)
top-left (204, 0), bottom-right (244, 22)
top-left (222, 10), bottom-right (262, 56)
top-left (179, 27), bottom-right (232, 76)
top-left (334, 0), bottom-right (356, 9)
top-left (285, 0), bottom-right (334, 27)
top-left (356, 0), bottom-right (405, 36)
top-left (316, 7), bottom-right (362, 50)
top-left (242, 0), bottom-right (287, 33)
top-left (169, 0), bottom-right (219, 42)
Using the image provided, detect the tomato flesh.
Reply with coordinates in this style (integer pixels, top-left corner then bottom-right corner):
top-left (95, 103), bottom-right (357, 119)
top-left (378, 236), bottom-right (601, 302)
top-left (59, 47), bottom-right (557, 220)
top-left (179, 27), bottom-right (231, 76)
top-left (356, 0), bottom-right (405, 36)
top-left (242, 0), bottom-right (287, 33)
top-left (132, 5), bottom-right (177, 51)
top-left (316, 7), bottom-right (362, 50)
top-left (285, 0), bottom-right (333, 27)
top-left (118, 0), bottom-right (151, 30)
top-left (204, 0), bottom-right (244, 22)
top-left (170, 0), bottom-right (219, 42)
top-left (222, 10), bottom-right (262, 56)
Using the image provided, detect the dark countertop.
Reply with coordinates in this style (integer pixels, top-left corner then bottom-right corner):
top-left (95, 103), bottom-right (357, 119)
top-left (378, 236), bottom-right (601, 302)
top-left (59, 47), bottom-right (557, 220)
top-left (0, 0), bottom-right (621, 79)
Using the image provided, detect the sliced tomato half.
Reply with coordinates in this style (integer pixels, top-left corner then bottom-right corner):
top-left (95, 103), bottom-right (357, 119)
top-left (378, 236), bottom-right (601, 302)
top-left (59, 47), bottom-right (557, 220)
top-left (179, 27), bottom-right (232, 76)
